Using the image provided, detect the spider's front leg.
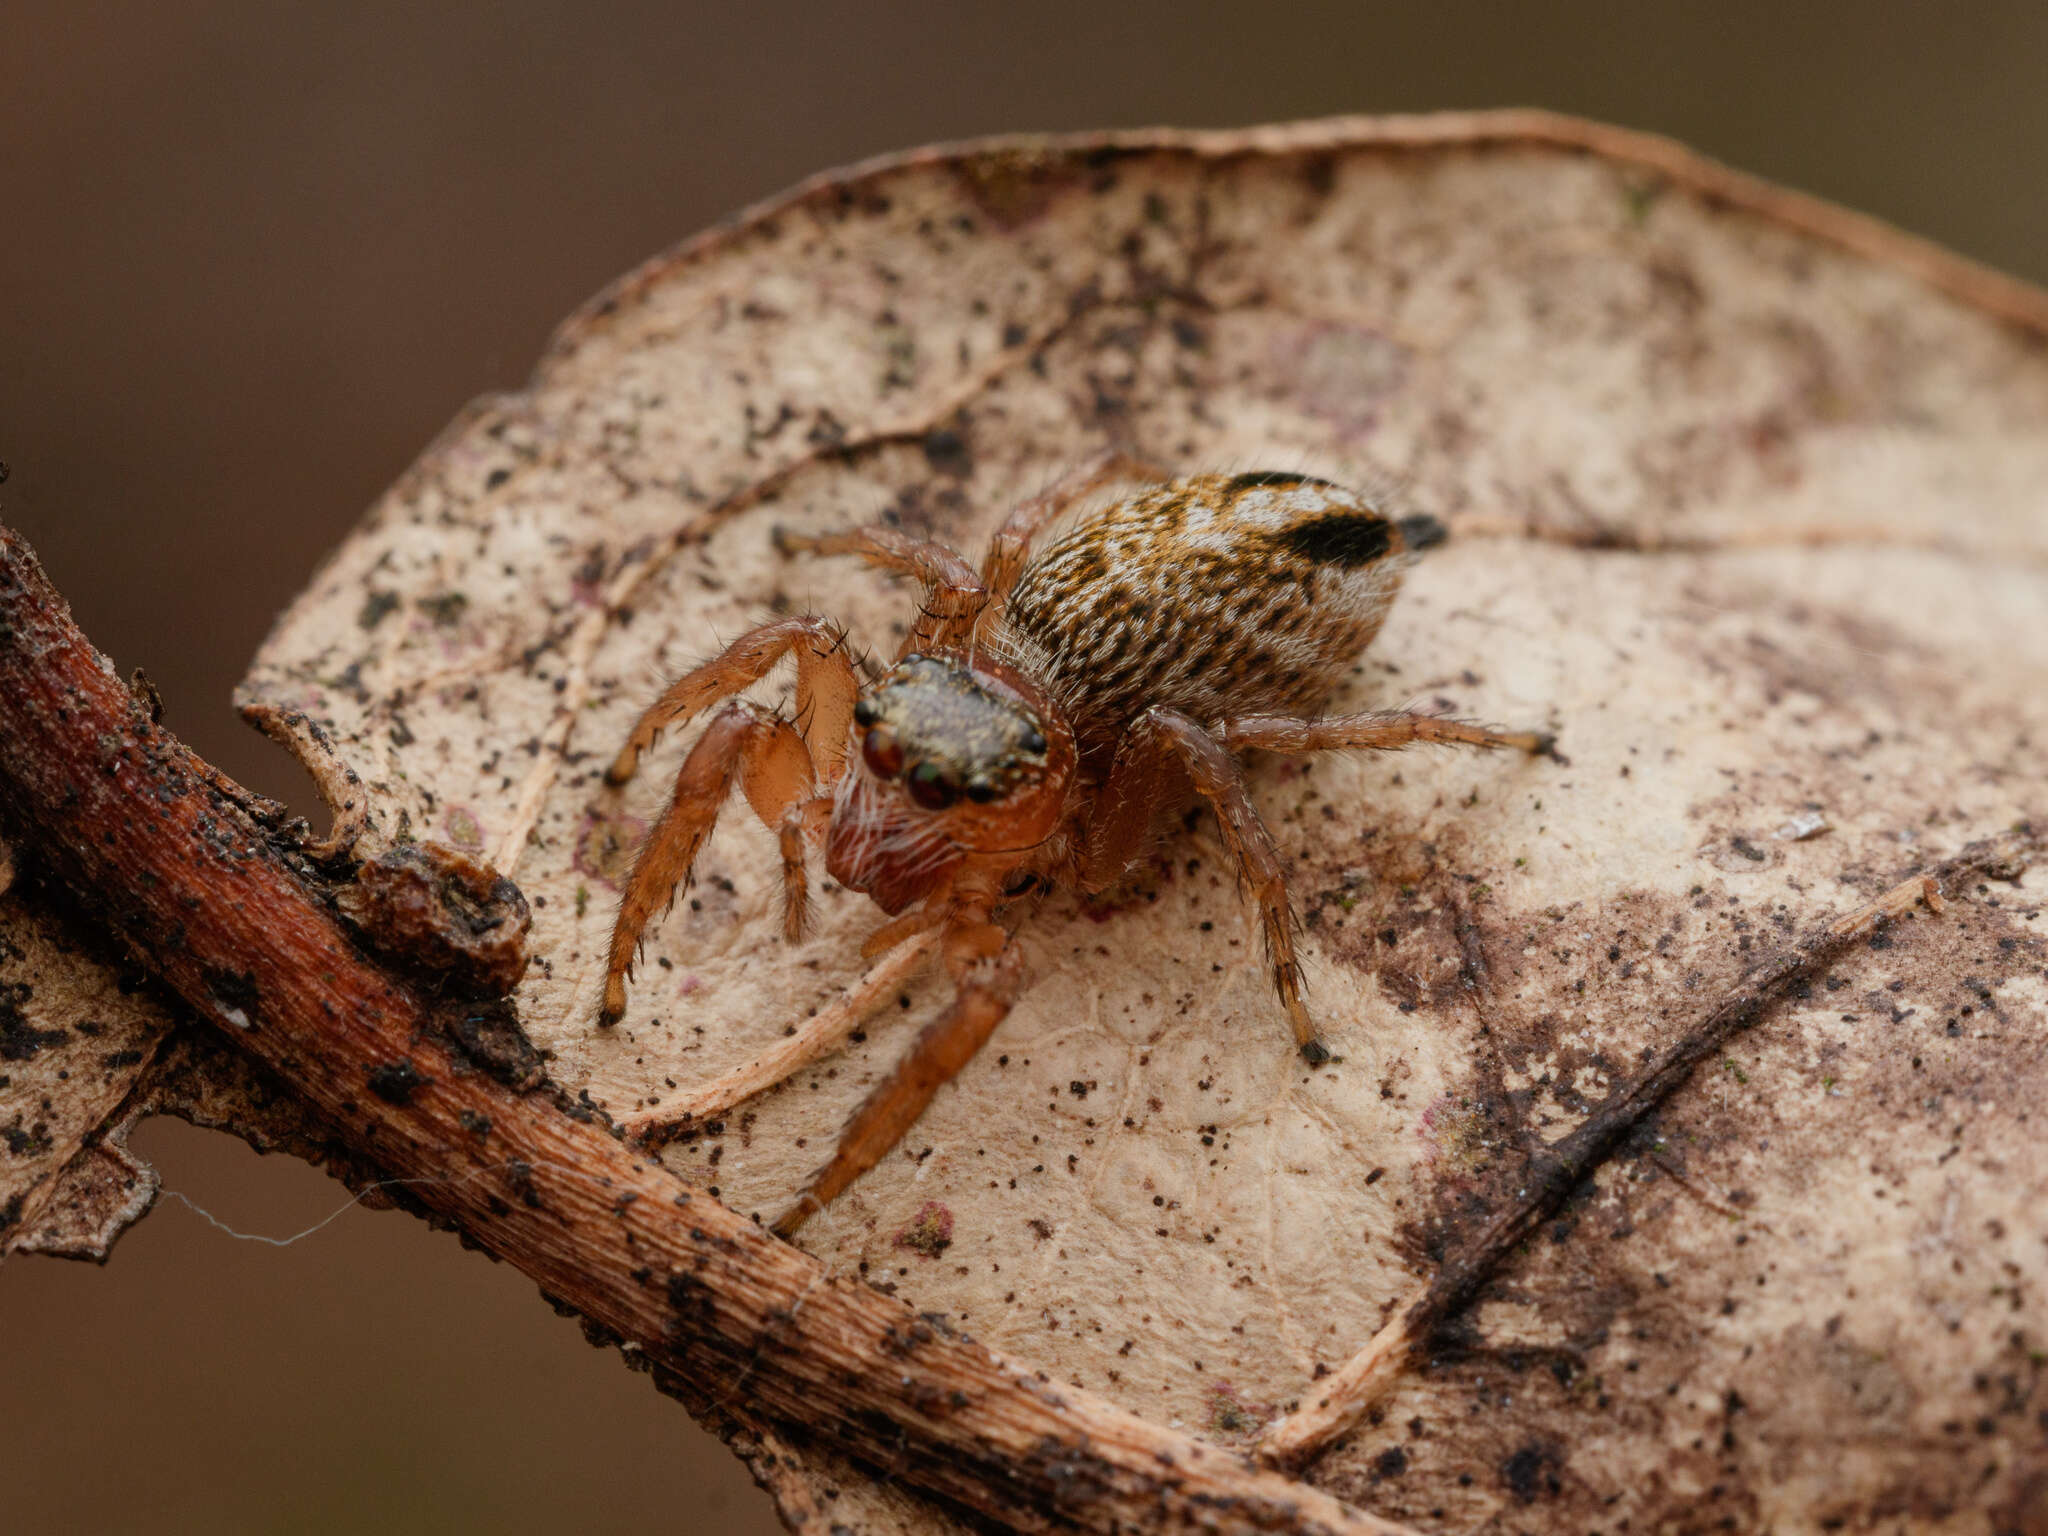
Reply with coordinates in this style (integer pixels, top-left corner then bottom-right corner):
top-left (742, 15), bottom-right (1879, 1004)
top-left (601, 698), bottom-right (826, 1025)
top-left (1082, 707), bottom-right (1327, 1062)
top-left (777, 451), bottom-right (1169, 654)
top-left (772, 909), bottom-right (1023, 1238)
top-left (773, 525), bottom-right (988, 658)
top-left (607, 615), bottom-right (858, 787)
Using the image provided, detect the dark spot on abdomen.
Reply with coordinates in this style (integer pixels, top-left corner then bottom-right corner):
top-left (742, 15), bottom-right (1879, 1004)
top-left (1277, 512), bottom-right (1393, 567)
top-left (1226, 470), bottom-right (1338, 494)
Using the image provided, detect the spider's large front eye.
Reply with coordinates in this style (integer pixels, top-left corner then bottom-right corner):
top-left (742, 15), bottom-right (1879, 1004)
top-left (861, 726), bottom-right (905, 779)
top-left (906, 760), bottom-right (959, 811)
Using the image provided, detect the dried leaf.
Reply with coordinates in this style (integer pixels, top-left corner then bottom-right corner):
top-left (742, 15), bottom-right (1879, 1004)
top-left (29, 114), bottom-right (2048, 1531)
top-left (0, 889), bottom-right (167, 1260)
top-left (0, 874), bottom-right (362, 1264)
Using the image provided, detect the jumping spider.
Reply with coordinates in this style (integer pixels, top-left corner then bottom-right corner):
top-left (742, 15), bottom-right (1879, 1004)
top-left (601, 455), bottom-right (1551, 1236)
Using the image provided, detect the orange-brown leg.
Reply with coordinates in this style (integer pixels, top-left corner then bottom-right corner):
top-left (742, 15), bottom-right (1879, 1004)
top-left (1224, 710), bottom-right (1555, 758)
top-left (980, 450), bottom-right (1172, 602)
top-left (773, 795), bottom-right (835, 943)
top-left (775, 524), bottom-right (983, 594)
top-left (775, 525), bottom-right (987, 658)
top-left (1081, 707), bottom-right (1325, 1062)
top-left (607, 616), bottom-right (859, 787)
top-left (858, 894), bottom-right (954, 962)
top-left (601, 700), bottom-right (818, 1025)
top-left (772, 915), bottom-right (1021, 1237)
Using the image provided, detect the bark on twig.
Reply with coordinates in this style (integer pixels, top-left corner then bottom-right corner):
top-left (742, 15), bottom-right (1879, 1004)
top-left (1257, 857), bottom-right (2035, 1470)
top-left (0, 525), bottom-right (1423, 1534)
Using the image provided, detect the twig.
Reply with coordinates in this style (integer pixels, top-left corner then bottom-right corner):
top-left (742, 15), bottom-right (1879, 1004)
top-left (0, 523), bottom-right (1416, 1535)
top-left (1258, 853), bottom-right (2028, 1470)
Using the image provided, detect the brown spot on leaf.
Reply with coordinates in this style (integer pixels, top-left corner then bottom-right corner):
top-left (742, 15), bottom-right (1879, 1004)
top-left (893, 1201), bottom-right (954, 1259)
top-left (1203, 1381), bottom-right (1272, 1440)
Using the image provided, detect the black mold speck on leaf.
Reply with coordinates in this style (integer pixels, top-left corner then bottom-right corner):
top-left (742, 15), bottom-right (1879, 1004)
top-left (1503, 1441), bottom-right (1563, 1502)
top-left (921, 426), bottom-right (973, 478)
top-left (357, 590), bottom-right (401, 630)
top-left (416, 592), bottom-right (469, 627)
top-left (0, 986), bottom-right (66, 1060)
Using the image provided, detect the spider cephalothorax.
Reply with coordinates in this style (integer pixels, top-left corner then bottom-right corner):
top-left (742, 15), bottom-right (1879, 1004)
top-left (600, 454), bottom-right (1551, 1236)
top-left (828, 652), bottom-right (1075, 914)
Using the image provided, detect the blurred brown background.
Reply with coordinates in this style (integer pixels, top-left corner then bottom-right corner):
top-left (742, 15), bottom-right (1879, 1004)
top-left (3, 4), bottom-right (2043, 1531)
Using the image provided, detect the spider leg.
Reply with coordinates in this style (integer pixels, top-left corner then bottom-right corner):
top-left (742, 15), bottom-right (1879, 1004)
top-left (1082, 707), bottom-right (1326, 1063)
top-left (774, 525), bottom-right (987, 659)
top-left (981, 449), bottom-right (1172, 603)
top-left (1224, 710), bottom-right (1554, 758)
top-left (775, 524), bottom-right (981, 592)
top-left (772, 915), bottom-right (1022, 1237)
top-left (773, 794), bottom-right (834, 943)
top-left (606, 615), bottom-right (858, 787)
top-left (621, 929), bottom-right (941, 1147)
top-left (600, 700), bottom-right (817, 1025)
top-left (859, 900), bottom-right (953, 962)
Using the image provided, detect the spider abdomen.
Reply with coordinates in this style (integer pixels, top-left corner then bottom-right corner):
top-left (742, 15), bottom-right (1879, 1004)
top-left (1002, 471), bottom-right (1441, 755)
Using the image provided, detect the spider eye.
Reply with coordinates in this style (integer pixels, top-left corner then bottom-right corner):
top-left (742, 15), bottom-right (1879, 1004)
top-left (906, 760), bottom-right (959, 811)
top-left (852, 696), bottom-right (880, 727)
top-left (965, 776), bottom-right (1001, 804)
top-left (1019, 726), bottom-right (1047, 755)
top-left (861, 727), bottom-right (905, 779)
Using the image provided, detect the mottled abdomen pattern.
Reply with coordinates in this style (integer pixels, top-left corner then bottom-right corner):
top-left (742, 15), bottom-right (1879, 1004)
top-left (1001, 471), bottom-right (1442, 756)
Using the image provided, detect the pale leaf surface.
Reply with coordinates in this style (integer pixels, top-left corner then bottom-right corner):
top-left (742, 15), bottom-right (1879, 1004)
top-left (30, 116), bottom-right (2048, 1531)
